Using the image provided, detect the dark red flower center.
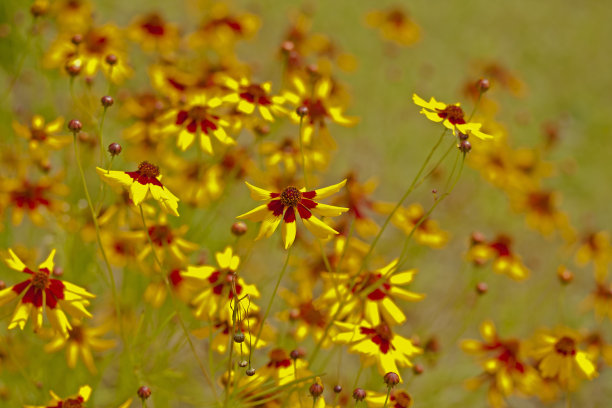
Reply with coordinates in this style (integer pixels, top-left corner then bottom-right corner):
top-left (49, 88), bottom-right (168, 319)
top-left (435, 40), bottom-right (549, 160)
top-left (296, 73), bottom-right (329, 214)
top-left (141, 13), bottom-right (165, 36)
top-left (360, 323), bottom-right (395, 354)
top-left (30, 128), bottom-right (48, 141)
top-left (148, 225), bottom-right (173, 246)
top-left (11, 182), bottom-right (51, 210)
top-left (554, 336), bottom-right (576, 356)
top-left (280, 187), bottom-right (301, 207)
top-left (298, 301), bottom-right (326, 327)
top-left (60, 396), bottom-right (84, 408)
top-left (138, 161), bottom-right (160, 178)
top-left (527, 191), bottom-right (553, 214)
top-left (239, 84), bottom-right (272, 106)
top-left (490, 235), bottom-right (512, 257)
top-left (302, 99), bottom-right (328, 124)
top-left (84, 30), bottom-right (109, 55)
top-left (176, 106), bottom-right (219, 135)
top-left (390, 390), bottom-right (413, 408)
top-left (352, 272), bottom-right (391, 300)
top-left (267, 348), bottom-right (292, 368)
top-left (31, 270), bottom-right (50, 290)
top-left (436, 105), bottom-right (466, 125)
top-left (68, 325), bottom-right (84, 343)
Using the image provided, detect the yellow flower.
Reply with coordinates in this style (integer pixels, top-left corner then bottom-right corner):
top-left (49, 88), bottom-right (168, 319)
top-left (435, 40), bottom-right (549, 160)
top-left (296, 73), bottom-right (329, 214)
top-left (127, 12), bottom-right (180, 54)
top-left (412, 93), bottom-right (493, 140)
top-left (24, 385), bottom-right (92, 408)
top-left (96, 161), bottom-right (180, 216)
top-left (44, 320), bottom-right (116, 374)
top-left (529, 328), bottom-right (598, 387)
top-left (575, 231), bottom-right (611, 282)
top-left (236, 180), bottom-right (349, 249)
top-left (332, 317), bottom-right (421, 380)
top-left (259, 137), bottom-right (329, 175)
top-left (220, 76), bottom-right (287, 121)
top-left (134, 215), bottom-right (198, 264)
top-left (377, 202), bottom-right (449, 248)
top-left (367, 388), bottom-right (414, 407)
top-left (161, 93), bottom-right (233, 155)
top-left (466, 234), bottom-right (530, 281)
top-left (0, 249), bottom-right (94, 337)
top-left (12, 115), bottom-right (70, 162)
top-left (181, 247), bottom-right (260, 320)
top-left (366, 7), bottom-right (420, 46)
top-left (586, 282), bottom-right (612, 321)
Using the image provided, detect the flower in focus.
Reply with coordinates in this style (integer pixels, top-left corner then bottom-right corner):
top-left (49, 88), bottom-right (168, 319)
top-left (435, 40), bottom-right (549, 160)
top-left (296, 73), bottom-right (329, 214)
top-left (529, 327), bottom-right (597, 387)
top-left (237, 180), bottom-right (349, 249)
top-left (44, 320), bottom-right (116, 373)
top-left (221, 76), bottom-right (286, 122)
top-left (366, 7), bottom-right (420, 46)
top-left (0, 249), bottom-right (94, 337)
top-left (96, 161), bottom-right (180, 216)
top-left (466, 234), bottom-right (530, 281)
top-left (412, 93), bottom-right (493, 140)
top-left (332, 316), bottom-right (421, 380)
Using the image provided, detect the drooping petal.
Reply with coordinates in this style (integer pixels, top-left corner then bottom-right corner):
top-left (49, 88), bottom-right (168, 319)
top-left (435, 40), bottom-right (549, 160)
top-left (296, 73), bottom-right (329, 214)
top-left (282, 207), bottom-right (297, 249)
top-left (129, 182), bottom-right (150, 206)
top-left (149, 184), bottom-right (180, 216)
top-left (96, 168), bottom-right (134, 188)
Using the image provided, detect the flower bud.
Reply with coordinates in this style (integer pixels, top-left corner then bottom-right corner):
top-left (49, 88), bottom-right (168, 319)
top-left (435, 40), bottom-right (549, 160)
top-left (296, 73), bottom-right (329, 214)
top-left (105, 54), bottom-right (118, 66)
top-left (71, 34), bottom-right (83, 45)
top-left (413, 364), bottom-right (424, 375)
top-left (238, 360), bottom-right (248, 368)
top-left (65, 59), bottom-right (82, 77)
top-left (333, 385), bottom-right (342, 393)
top-left (477, 78), bottom-right (490, 93)
top-left (67, 119), bottom-right (82, 133)
top-left (246, 367), bottom-right (256, 376)
top-left (231, 221), bottom-right (247, 236)
top-left (30, 0), bottom-right (49, 18)
top-left (352, 388), bottom-right (366, 402)
top-left (101, 95), bottom-right (114, 108)
top-left (296, 106), bottom-right (309, 118)
top-left (281, 41), bottom-right (295, 53)
top-left (557, 266), bottom-right (574, 285)
top-left (459, 140), bottom-right (471, 154)
top-left (309, 378), bottom-right (324, 398)
top-left (137, 386), bottom-right (151, 400)
top-left (108, 142), bottom-right (122, 156)
top-left (233, 332), bottom-right (245, 343)
top-left (0, 281), bottom-right (5, 290)
top-left (383, 372), bottom-right (400, 388)
top-left (476, 282), bottom-right (488, 295)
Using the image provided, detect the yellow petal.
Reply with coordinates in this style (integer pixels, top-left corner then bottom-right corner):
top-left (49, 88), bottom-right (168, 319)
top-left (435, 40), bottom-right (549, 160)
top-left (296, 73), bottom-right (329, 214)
top-left (310, 203), bottom-right (348, 217)
top-left (302, 216), bottom-right (338, 239)
top-left (5, 249), bottom-right (26, 271)
top-left (38, 249), bottom-right (56, 271)
top-left (237, 204), bottom-right (270, 222)
top-left (311, 179), bottom-right (347, 199)
top-left (244, 182), bottom-right (275, 200)
top-left (282, 219), bottom-right (297, 249)
top-left (129, 183), bottom-right (149, 206)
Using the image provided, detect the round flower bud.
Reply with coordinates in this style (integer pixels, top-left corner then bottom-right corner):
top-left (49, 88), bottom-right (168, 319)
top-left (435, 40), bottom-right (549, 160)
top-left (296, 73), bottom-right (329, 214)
top-left (309, 380), bottom-right (324, 398)
top-left (289, 349), bottom-right (300, 360)
top-left (238, 360), bottom-right (248, 368)
top-left (245, 368), bottom-right (256, 376)
top-left (254, 124), bottom-right (270, 137)
top-left (52, 267), bottom-right (63, 277)
top-left (333, 385), bottom-right (342, 393)
top-left (557, 266), bottom-right (574, 285)
top-left (30, 1), bottom-right (49, 17)
top-left (67, 119), bottom-right (82, 133)
top-left (108, 142), bottom-right (122, 156)
top-left (459, 140), bottom-right (472, 154)
top-left (137, 386), bottom-right (151, 400)
top-left (352, 388), bottom-right (366, 402)
top-left (477, 78), bottom-right (490, 93)
top-left (413, 364), bottom-right (424, 375)
top-left (476, 282), bottom-right (488, 295)
top-left (281, 41), bottom-right (295, 53)
top-left (71, 34), bottom-right (83, 45)
top-left (458, 132), bottom-right (469, 141)
top-left (105, 54), bottom-right (118, 66)
top-left (296, 106), bottom-right (309, 118)
top-left (383, 372), bottom-right (400, 388)
top-left (233, 332), bottom-right (245, 343)
top-left (231, 221), bottom-right (247, 236)
top-left (65, 60), bottom-right (82, 77)
top-left (101, 95), bottom-right (114, 108)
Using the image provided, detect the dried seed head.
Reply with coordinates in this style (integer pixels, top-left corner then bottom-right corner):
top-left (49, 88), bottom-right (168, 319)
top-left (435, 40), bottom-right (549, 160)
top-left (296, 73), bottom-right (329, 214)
top-left (137, 386), bottom-right (151, 400)
top-left (233, 332), bottom-right (245, 343)
top-left (245, 367), bottom-right (256, 376)
top-left (67, 119), bottom-right (82, 133)
top-left (352, 388), bottom-right (366, 402)
top-left (383, 372), bottom-right (400, 388)
top-left (101, 95), bottom-right (114, 108)
top-left (108, 142), bottom-right (122, 156)
top-left (231, 221), bottom-right (248, 236)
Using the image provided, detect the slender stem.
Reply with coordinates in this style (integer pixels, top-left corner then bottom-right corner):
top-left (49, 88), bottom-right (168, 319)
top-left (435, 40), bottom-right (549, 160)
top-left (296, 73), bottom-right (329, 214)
top-left (382, 388), bottom-right (391, 408)
top-left (72, 133), bottom-right (121, 330)
top-left (352, 365), bottom-right (364, 389)
top-left (253, 247), bottom-right (292, 349)
top-left (467, 91), bottom-right (483, 122)
top-left (98, 107), bottom-right (108, 165)
top-left (138, 205), bottom-right (219, 400)
top-left (298, 116), bottom-right (308, 189)
top-left (310, 130), bottom-right (447, 364)
top-left (2, 18), bottom-right (35, 105)
top-left (224, 278), bottom-right (240, 408)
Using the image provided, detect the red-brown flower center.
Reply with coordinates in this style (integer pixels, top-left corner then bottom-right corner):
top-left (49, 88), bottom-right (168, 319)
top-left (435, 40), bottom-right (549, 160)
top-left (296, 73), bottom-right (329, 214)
top-left (436, 104), bottom-right (466, 125)
top-left (148, 225), bottom-right (173, 246)
top-left (554, 336), bottom-right (576, 356)
top-left (62, 397), bottom-right (84, 408)
top-left (527, 191), bottom-right (553, 214)
top-left (239, 84), bottom-right (272, 105)
top-left (298, 301), bottom-right (326, 327)
top-left (31, 270), bottom-right (50, 290)
top-left (267, 348), bottom-right (292, 368)
top-left (84, 29), bottom-right (109, 55)
top-left (68, 325), bottom-right (84, 344)
top-left (280, 187), bottom-right (301, 207)
top-left (303, 99), bottom-right (328, 123)
top-left (188, 106), bottom-right (209, 121)
top-left (391, 390), bottom-right (413, 408)
top-left (141, 13), bottom-right (166, 36)
top-left (30, 128), bottom-right (48, 141)
top-left (138, 161), bottom-right (160, 178)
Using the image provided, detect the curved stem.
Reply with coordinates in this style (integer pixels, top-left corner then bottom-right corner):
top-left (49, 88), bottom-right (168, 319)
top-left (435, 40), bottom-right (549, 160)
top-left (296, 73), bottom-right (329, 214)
top-left (382, 388), bottom-right (391, 408)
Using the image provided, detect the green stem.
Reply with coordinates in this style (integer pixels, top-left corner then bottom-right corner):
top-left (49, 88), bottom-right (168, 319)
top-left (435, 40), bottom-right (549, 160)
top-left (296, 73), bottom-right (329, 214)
top-left (253, 247), bottom-right (292, 349)
top-left (298, 115), bottom-right (308, 189)
top-left (98, 107), bottom-right (108, 165)
top-left (382, 387), bottom-right (391, 408)
top-left (224, 278), bottom-right (241, 408)
top-left (138, 205), bottom-right (219, 400)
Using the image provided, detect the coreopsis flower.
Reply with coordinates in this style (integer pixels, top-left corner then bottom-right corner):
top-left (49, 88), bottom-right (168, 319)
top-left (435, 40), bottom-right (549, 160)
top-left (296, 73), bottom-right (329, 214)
top-left (44, 320), bottom-right (116, 373)
top-left (259, 137), bottom-right (329, 175)
top-left (259, 348), bottom-right (312, 386)
top-left (12, 115), bottom-right (70, 163)
top-left (188, 3), bottom-right (260, 54)
top-left (236, 180), bottom-right (349, 249)
top-left (461, 320), bottom-right (536, 407)
top-left (575, 231), bottom-right (611, 281)
top-left (529, 327), bottom-right (597, 387)
top-left (331, 174), bottom-right (381, 237)
top-left (44, 24), bottom-right (132, 83)
top-left (220, 76), bottom-right (287, 121)
top-left (0, 249), bottom-right (94, 336)
top-left (466, 234), bottom-right (530, 281)
top-left (181, 247), bottom-right (260, 320)
top-left (128, 12), bottom-right (180, 54)
top-left (96, 161), bottom-right (180, 216)
top-left (24, 385), bottom-right (92, 408)
top-left (134, 216), bottom-right (198, 264)
top-left (121, 93), bottom-right (167, 158)
top-left (50, 0), bottom-right (93, 32)
top-left (321, 259), bottom-right (425, 325)
top-left (586, 282), bottom-right (612, 321)
top-left (192, 312), bottom-right (269, 355)
top-left (332, 316), bottom-right (422, 380)
top-left (412, 93), bottom-right (493, 140)
top-left (280, 288), bottom-right (329, 344)
top-left (378, 202), bottom-right (449, 248)
top-left (367, 388), bottom-right (414, 408)
top-left (283, 75), bottom-right (357, 148)
top-left (365, 7), bottom-right (420, 46)
top-left (161, 93), bottom-right (233, 154)
top-left (144, 268), bottom-right (195, 308)
top-left (1, 173), bottom-right (69, 226)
